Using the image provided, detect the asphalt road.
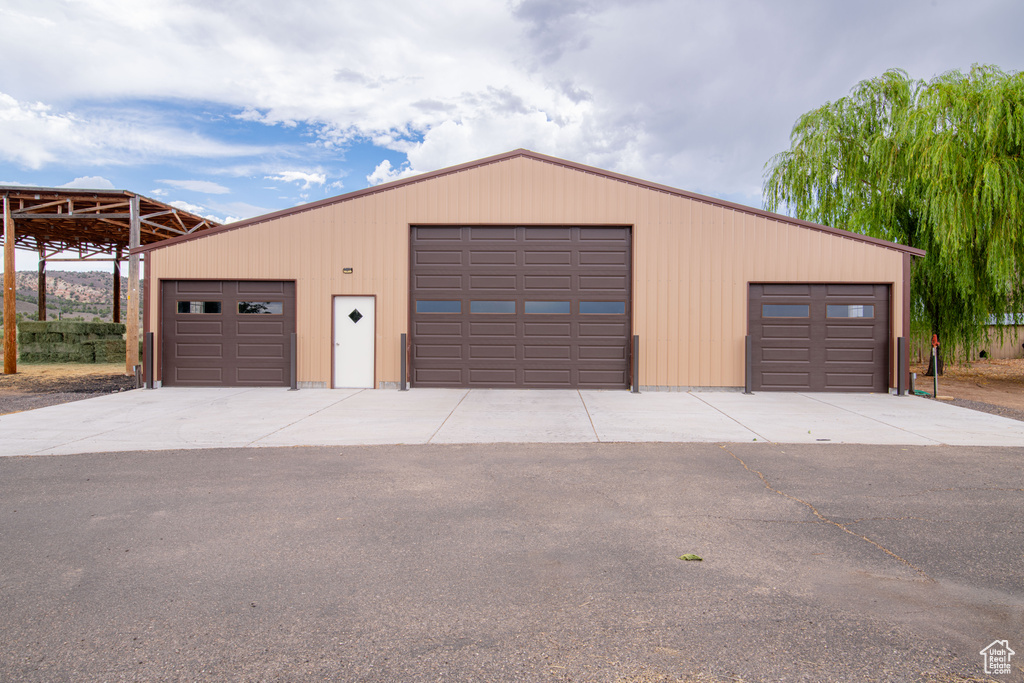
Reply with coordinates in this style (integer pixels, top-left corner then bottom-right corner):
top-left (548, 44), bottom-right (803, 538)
top-left (0, 443), bottom-right (1021, 682)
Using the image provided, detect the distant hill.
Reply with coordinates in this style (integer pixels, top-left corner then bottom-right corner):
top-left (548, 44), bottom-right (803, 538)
top-left (2, 270), bottom-right (142, 323)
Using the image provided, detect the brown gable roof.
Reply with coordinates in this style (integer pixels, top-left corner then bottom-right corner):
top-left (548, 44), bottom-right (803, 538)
top-left (133, 149), bottom-right (925, 257)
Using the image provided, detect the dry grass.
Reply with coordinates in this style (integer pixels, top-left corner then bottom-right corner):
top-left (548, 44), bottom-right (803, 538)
top-left (0, 363), bottom-right (133, 398)
top-left (5, 362), bottom-right (128, 379)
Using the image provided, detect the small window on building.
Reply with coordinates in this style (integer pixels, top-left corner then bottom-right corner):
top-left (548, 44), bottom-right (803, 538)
top-left (416, 300), bottom-right (461, 314)
top-left (177, 301), bottom-right (222, 314)
top-left (580, 301), bottom-right (626, 314)
top-left (525, 301), bottom-right (570, 314)
top-left (762, 304), bottom-right (809, 318)
top-left (471, 301), bottom-right (515, 313)
top-left (827, 304), bottom-right (874, 318)
top-left (238, 301), bottom-right (283, 314)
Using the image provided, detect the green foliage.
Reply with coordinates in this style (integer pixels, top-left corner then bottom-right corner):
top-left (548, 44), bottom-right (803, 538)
top-left (764, 65), bottom-right (1024, 356)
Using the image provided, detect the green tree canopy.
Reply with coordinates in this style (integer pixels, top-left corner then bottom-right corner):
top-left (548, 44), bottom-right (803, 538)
top-left (763, 65), bottom-right (1024, 357)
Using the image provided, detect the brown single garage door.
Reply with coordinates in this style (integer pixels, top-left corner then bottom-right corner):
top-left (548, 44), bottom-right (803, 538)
top-left (411, 226), bottom-right (631, 389)
top-left (749, 283), bottom-right (889, 392)
top-left (161, 280), bottom-right (295, 387)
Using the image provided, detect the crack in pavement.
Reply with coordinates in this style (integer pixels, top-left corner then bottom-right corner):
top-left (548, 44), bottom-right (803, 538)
top-left (914, 486), bottom-right (1024, 493)
top-left (695, 515), bottom-right (826, 525)
top-left (247, 389), bottom-right (364, 446)
top-left (849, 516), bottom-right (943, 523)
top-left (718, 444), bottom-right (934, 582)
top-left (426, 390), bottom-right (471, 443)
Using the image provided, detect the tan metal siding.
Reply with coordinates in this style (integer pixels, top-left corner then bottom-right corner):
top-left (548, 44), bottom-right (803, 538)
top-left (147, 155), bottom-right (907, 388)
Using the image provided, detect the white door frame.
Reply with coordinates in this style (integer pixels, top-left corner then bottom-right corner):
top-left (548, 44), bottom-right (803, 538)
top-left (332, 295), bottom-right (376, 388)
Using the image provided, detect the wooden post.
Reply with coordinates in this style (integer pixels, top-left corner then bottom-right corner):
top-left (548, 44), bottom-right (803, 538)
top-left (113, 246), bottom-right (121, 323)
top-left (37, 246), bottom-right (46, 321)
top-left (125, 195), bottom-right (140, 375)
top-left (3, 195), bottom-right (16, 375)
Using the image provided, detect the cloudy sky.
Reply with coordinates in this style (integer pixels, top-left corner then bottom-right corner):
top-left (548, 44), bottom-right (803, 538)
top-left (2, 0), bottom-right (1022, 270)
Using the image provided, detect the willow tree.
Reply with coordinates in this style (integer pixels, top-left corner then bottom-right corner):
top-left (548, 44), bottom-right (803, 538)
top-left (764, 65), bottom-right (1024, 359)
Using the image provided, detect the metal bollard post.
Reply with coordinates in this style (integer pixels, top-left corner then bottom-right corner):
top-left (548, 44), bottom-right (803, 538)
top-left (289, 332), bottom-right (298, 390)
top-left (744, 335), bottom-right (753, 394)
top-left (896, 336), bottom-right (907, 396)
top-left (400, 333), bottom-right (408, 391)
top-left (144, 332), bottom-right (154, 389)
top-left (932, 346), bottom-right (938, 398)
top-left (631, 335), bottom-right (640, 393)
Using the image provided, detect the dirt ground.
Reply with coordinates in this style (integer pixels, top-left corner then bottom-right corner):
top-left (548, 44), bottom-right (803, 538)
top-left (910, 357), bottom-right (1024, 422)
top-left (0, 363), bottom-right (137, 416)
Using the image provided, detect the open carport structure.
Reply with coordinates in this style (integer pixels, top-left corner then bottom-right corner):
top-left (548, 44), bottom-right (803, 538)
top-left (2, 186), bottom-right (218, 375)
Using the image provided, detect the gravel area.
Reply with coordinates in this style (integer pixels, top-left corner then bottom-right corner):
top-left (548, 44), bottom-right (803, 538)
top-left (944, 397), bottom-right (1024, 423)
top-left (0, 365), bottom-right (137, 416)
top-left (0, 391), bottom-right (128, 416)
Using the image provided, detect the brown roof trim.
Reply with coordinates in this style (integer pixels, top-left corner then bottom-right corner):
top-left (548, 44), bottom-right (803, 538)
top-left (133, 149), bottom-right (925, 257)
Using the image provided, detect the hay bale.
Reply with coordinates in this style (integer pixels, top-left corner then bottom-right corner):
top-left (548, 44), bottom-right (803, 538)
top-left (20, 343), bottom-right (94, 363)
top-left (14, 320), bottom-right (129, 364)
top-left (17, 321), bottom-right (48, 334)
top-left (92, 339), bottom-right (126, 363)
top-left (47, 321), bottom-right (92, 336)
top-left (53, 342), bottom-right (95, 362)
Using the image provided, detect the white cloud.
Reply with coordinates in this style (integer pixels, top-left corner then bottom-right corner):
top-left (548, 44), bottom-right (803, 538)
top-left (366, 159), bottom-right (414, 186)
top-left (2, 0), bottom-right (1022, 209)
top-left (264, 171), bottom-right (326, 190)
top-left (205, 200), bottom-right (278, 221)
top-left (158, 179), bottom-right (231, 194)
top-left (62, 175), bottom-right (115, 189)
top-left (0, 91), bottom-right (274, 170)
top-left (165, 200), bottom-right (234, 224)
top-left (169, 199), bottom-right (207, 214)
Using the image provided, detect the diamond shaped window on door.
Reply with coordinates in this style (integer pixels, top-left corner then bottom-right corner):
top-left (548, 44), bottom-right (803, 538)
top-left (349, 309), bottom-right (363, 323)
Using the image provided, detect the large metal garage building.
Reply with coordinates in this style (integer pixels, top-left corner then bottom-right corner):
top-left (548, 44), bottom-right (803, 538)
top-left (137, 149), bottom-right (922, 392)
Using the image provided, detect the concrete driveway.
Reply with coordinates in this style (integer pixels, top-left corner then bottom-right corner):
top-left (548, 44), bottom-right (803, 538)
top-left (2, 387), bottom-right (1023, 456)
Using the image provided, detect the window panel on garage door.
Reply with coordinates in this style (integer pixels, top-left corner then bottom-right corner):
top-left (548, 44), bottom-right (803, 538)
top-left (749, 283), bottom-right (889, 392)
top-left (161, 280), bottom-right (295, 387)
top-left (411, 226), bottom-right (631, 389)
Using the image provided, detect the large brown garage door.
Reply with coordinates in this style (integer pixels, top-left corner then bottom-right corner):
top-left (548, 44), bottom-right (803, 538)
top-left (161, 280), bottom-right (295, 387)
top-left (411, 226), bottom-right (631, 389)
top-left (749, 283), bottom-right (889, 392)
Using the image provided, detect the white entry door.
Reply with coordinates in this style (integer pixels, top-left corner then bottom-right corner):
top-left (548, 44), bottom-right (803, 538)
top-left (333, 296), bottom-right (375, 388)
